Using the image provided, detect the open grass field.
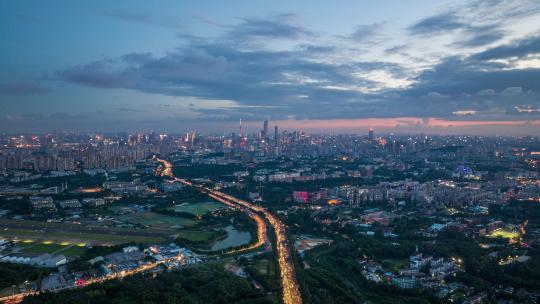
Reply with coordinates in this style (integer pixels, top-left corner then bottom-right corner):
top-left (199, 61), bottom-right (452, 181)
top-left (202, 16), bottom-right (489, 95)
top-left (118, 212), bottom-right (196, 228)
top-left (2, 228), bottom-right (166, 245)
top-left (176, 230), bottom-right (224, 242)
top-left (381, 258), bottom-right (409, 273)
top-left (170, 201), bottom-right (225, 216)
top-left (59, 245), bottom-right (87, 257)
top-left (22, 243), bottom-right (67, 255)
top-left (17, 242), bottom-right (87, 257)
top-left (0, 218), bottom-right (169, 245)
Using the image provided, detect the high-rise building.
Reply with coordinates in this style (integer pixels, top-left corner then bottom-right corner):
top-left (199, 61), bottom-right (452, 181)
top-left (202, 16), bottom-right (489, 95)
top-left (274, 125), bottom-right (279, 143)
top-left (368, 128), bottom-right (374, 141)
top-left (263, 120), bottom-right (269, 139)
top-left (239, 118), bottom-right (243, 138)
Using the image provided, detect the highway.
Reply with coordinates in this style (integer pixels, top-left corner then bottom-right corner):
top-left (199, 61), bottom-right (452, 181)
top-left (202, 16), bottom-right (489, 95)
top-left (156, 157), bottom-right (302, 304)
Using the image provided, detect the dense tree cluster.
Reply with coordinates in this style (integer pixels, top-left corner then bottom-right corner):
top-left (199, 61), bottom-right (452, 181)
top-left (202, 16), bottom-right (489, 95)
top-left (23, 267), bottom-right (272, 304)
top-left (0, 264), bottom-right (51, 291)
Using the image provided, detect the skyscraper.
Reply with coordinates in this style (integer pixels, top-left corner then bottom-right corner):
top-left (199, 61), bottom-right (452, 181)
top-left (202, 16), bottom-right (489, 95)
top-left (263, 120), bottom-right (269, 139)
top-left (239, 118), bottom-right (243, 138)
top-left (368, 128), bottom-right (374, 141)
top-left (274, 125), bottom-right (279, 143)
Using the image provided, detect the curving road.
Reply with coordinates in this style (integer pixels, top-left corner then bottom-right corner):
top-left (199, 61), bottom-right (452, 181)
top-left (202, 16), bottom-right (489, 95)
top-left (156, 157), bottom-right (302, 304)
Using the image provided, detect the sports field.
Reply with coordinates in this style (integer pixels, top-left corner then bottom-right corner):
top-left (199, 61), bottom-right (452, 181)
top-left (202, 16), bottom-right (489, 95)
top-left (490, 229), bottom-right (520, 239)
top-left (8, 240), bottom-right (89, 258)
top-left (118, 212), bottom-right (196, 228)
top-left (170, 201), bottom-right (225, 216)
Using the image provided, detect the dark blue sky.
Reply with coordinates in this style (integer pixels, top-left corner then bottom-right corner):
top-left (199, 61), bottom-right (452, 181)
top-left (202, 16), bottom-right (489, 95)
top-left (1, 0), bottom-right (540, 134)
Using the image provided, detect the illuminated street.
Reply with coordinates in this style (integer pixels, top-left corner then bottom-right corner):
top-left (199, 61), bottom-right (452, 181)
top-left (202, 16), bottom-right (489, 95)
top-left (156, 157), bottom-right (302, 304)
top-left (0, 254), bottom-right (188, 303)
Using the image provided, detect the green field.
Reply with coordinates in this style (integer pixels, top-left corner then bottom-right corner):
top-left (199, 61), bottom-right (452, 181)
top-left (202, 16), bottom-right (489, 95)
top-left (176, 230), bottom-right (224, 242)
top-left (170, 201), bottom-right (225, 216)
top-left (118, 212), bottom-right (196, 228)
top-left (60, 245), bottom-right (87, 257)
top-left (2, 228), bottom-right (166, 245)
top-left (381, 258), bottom-right (409, 273)
top-left (22, 243), bottom-right (67, 254)
top-left (11, 241), bottom-right (88, 258)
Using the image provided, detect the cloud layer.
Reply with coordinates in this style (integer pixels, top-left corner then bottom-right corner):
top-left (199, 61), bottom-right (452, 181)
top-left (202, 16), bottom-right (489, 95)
top-left (3, 0), bottom-right (540, 133)
top-left (60, 3), bottom-right (540, 122)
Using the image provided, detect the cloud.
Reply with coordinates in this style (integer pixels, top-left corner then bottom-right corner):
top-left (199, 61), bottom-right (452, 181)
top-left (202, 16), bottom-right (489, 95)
top-left (56, 7), bottom-right (540, 123)
top-left (456, 26), bottom-right (505, 47)
top-left (408, 12), bottom-right (465, 35)
top-left (62, 60), bottom-right (138, 88)
top-left (347, 22), bottom-right (385, 42)
top-left (409, 0), bottom-right (540, 48)
top-left (0, 82), bottom-right (50, 95)
top-left (452, 110), bottom-right (477, 116)
top-left (385, 45), bottom-right (407, 55)
top-left (472, 33), bottom-right (540, 60)
top-left (501, 86), bottom-right (523, 96)
top-left (102, 10), bottom-right (183, 29)
top-left (60, 32), bottom-right (540, 121)
top-left (226, 14), bottom-right (312, 41)
top-left (478, 89), bottom-right (495, 96)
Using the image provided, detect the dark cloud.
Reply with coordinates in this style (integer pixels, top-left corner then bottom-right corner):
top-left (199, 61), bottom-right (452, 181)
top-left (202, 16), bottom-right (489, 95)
top-left (63, 60), bottom-right (137, 88)
top-left (58, 10), bottom-right (540, 122)
top-left (61, 41), bottom-right (391, 109)
top-left (472, 33), bottom-right (540, 60)
top-left (456, 26), bottom-right (505, 47)
top-left (408, 12), bottom-right (466, 35)
top-left (409, 0), bottom-right (540, 47)
top-left (406, 57), bottom-right (539, 97)
top-left (0, 82), bottom-right (50, 95)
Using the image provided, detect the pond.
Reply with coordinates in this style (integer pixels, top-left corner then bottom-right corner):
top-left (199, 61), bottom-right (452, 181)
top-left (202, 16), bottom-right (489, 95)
top-left (210, 225), bottom-right (251, 251)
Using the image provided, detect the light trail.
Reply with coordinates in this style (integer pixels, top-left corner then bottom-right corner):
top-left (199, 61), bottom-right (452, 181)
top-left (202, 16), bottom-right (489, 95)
top-left (155, 157), bottom-right (302, 304)
top-left (0, 255), bottom-right (185, 303)
top-left (0, 158), bottom-right (296, 304)
top-left (208, 193), bottom-right (267, 254)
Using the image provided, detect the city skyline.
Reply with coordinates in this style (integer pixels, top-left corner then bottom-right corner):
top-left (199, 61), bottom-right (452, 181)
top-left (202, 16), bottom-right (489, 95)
top-left (2, 0), bottom-right (540, 134)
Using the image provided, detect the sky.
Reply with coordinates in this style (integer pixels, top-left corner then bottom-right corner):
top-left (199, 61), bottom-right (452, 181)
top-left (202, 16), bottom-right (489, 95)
top-left (1, 0), bottom-right (540, 135)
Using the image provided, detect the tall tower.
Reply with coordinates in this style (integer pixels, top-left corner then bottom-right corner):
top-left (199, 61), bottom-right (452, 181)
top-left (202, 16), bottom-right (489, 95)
top-left (239, 118), bottom-right (245, 147)
top-left (239, 118), bottom-right (243, 138)
top-left (263, 120), bottom-right (269, 139)
top-left (368, 128), bottom-right (374, 141)
top-left (274, 125), bottom-right (279, 142)
top-left (190, 130), bottom-right (196, 146)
